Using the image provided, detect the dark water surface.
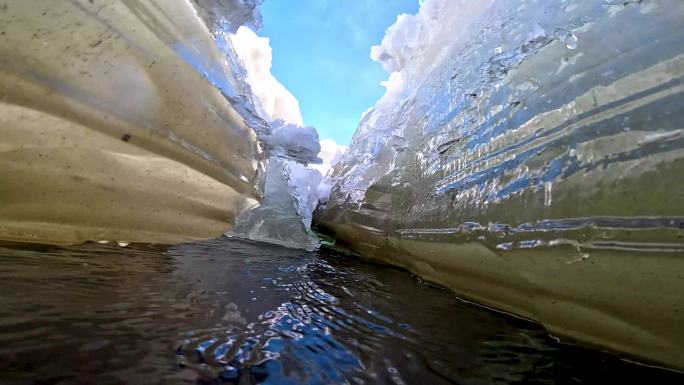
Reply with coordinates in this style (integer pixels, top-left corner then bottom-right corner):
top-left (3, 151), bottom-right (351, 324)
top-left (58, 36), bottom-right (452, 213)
top-left (0, 237), bottom-right (681, 385)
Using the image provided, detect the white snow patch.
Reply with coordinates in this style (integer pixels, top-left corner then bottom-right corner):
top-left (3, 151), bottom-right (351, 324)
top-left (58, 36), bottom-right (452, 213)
top-left (268, 120), bottom-right (322, 164)
top-left (287, 161), bottom-right (323, 229)
top-left (229, 26), bottom-right (303, 126)
top-left (311, 139), bottom-right (347, 177)
top-left (311, 139), bottom-right (348, 203)
top-left (370, 0), bottom-right (494, 104)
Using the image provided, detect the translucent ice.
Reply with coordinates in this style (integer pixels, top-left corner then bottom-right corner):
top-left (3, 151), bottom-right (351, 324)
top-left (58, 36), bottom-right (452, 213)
top-left (0, 0), bottom-right (263, 245)
top-left (318, 0), bottom-right (684, 370)
top-left (230, 158), bottom-right (320, 251)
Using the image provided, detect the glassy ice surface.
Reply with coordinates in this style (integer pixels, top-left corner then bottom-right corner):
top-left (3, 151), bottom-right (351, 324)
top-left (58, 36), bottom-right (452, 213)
top-left (316, 0), bottom-right (684, 367)
top-left (326, 0), bottom-right (684, 236)
top-left (0, 238), bottom-right (682, 385)
top-left (230, 158), bottom-right (320, 251)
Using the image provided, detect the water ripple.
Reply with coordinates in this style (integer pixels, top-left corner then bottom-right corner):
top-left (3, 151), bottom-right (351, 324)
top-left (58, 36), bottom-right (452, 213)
top-left (0, 238), bottom-right (682, 384)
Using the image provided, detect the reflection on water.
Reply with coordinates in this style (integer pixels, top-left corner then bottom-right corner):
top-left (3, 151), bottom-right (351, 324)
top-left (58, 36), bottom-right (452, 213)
top-left (0, 238), bottom-right (681, 384)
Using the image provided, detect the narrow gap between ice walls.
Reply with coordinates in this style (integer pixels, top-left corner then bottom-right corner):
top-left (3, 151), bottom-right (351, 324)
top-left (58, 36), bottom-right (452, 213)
top-left (221, 25), bottom-right (346, 251)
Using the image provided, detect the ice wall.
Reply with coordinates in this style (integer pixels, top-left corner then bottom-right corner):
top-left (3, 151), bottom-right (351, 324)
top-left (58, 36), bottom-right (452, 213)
top-left (0, 0), bottom-right (331, 248)
top-left (0, 0), bottom-right (267, 245)
top-left (318, 0), bottom-right (684, 370)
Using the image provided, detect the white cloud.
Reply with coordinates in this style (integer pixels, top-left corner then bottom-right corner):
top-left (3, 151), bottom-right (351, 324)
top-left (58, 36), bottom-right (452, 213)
top-left (229, 26), bottom-right (304, 126)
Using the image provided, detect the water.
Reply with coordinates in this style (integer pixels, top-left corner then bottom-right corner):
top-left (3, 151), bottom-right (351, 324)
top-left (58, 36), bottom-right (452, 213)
top-left (0, 238), bottom-right (681, 385)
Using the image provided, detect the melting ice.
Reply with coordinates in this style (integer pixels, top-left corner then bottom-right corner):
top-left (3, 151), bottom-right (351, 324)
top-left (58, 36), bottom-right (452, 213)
top-left (212, 22), bottom-right (340, 249)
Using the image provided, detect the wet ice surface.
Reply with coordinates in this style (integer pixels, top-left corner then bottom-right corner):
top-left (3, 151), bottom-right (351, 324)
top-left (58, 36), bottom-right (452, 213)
top-left (0, 238), bottom-right (681, 385)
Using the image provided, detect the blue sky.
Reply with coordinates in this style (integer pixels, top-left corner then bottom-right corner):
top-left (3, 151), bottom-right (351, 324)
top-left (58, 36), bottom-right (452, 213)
top-left (260, 0), bottom-right (419, 145)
